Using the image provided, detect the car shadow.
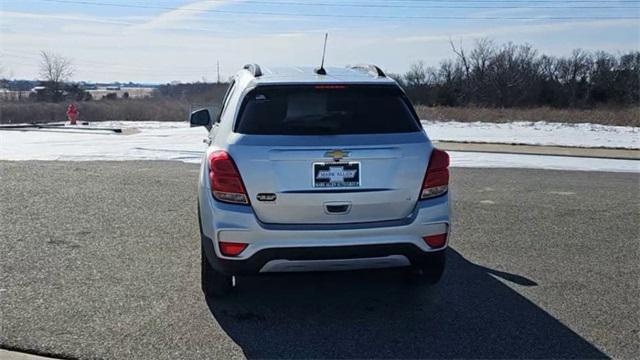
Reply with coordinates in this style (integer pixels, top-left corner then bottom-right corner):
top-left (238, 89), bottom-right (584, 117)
top-left (205, 249), bottom-right (605, 359)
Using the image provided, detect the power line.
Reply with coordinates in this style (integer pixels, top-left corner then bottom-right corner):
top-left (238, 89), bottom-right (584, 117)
top-left (52, 0), bottom-right (638, 3)
top-left (343, 0), bottom-right (638, 2)
top-left (36, 0), bottom-right (640, 20)
top-left (167, 0), bottom-right (640, 3)
top-left (133, 0), bottom-right (640, 9)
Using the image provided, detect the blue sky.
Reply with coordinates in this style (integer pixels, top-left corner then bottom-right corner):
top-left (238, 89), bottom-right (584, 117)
top-left (1, 0), bottom-right (639, 83)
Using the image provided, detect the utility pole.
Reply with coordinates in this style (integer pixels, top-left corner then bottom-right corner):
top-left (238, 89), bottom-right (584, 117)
top-left (216, 60), bottom-right (220, 84)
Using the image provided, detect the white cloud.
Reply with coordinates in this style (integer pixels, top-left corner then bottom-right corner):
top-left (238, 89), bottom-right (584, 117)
top-left (135, 0), bottom-right (232, 30)
top-left (0, 10), bottom-right (143, 26)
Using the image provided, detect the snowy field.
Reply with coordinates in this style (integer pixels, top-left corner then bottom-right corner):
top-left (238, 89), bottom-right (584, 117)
top-left (422, 120), bottom-right (638, 149)
top-left (0, 121), bottom-right (638, 173)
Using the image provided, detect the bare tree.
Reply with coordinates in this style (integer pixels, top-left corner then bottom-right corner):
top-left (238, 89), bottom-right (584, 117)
top-left (395, 39), bottom-right (638, 108)
top-left (38, 51), bottom-right (75, 102)
top-left (468, 38), bottom-right (494, 103)
top-left (404, 61), bottom-right (428, 87)
top-left (557, 49), bottom-right (592, 105)
top-left (450, 38), bottom-right (470, 79)
top-left (39, 51), bottom-right (74, 85)
top-left (487, 43), bottom-right (539, 106)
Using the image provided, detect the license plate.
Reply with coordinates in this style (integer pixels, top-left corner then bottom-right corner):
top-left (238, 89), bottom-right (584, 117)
top-left (313, 162), bottom-right (360, 188)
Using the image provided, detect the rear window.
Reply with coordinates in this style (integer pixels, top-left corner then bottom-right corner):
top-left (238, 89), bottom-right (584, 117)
top-left (235, 85), bottom-right (421, 135)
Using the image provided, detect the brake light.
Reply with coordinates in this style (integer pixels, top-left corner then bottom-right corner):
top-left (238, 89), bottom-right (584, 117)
top-left (219, 241), bottom-right (248, 257)
top-left (422, 233), bottom-right (447, 249)
top-left (208, 151), bottom-right (249, 204)
top-left (314, 85), bottom-right (346, 89)
top-left (421, 148), bottom-right (450, 199)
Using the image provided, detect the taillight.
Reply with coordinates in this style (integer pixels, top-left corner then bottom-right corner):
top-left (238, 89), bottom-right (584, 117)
top-left (422, 233), bottom-right (447, 249)
top-left (421, 148), bottom-right (450, 199)
top-left (208, 151), bottom-right (249, 205)
top-left (219, 241), bottom-right (248, 257)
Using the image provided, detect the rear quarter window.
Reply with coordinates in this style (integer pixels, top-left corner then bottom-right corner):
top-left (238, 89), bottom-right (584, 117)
top-left (235, 85), bottom-right (421, 135)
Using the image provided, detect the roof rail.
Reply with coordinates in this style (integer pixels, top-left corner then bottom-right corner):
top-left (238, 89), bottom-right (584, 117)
top-left (243, 63), bottom-right (262, 77)
top-left (348, 64), bottom-right (386, 78)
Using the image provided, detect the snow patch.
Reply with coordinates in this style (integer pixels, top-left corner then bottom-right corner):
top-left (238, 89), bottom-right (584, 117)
top-left (0, 122), bottom-right (207, 163)
top-left (450, 151), bottom-right (639, 173)
top-left (422, 120), bottom-right (638, 149)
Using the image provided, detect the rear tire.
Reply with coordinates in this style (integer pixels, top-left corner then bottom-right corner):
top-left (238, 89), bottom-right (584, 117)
top-left (407, 250), bottom-right (446, 285)
top-left (201, 246), bottom-right (233, 297)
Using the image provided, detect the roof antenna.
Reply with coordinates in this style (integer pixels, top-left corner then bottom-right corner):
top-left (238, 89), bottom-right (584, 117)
top-left (315, 33), bottom-right (328, 75)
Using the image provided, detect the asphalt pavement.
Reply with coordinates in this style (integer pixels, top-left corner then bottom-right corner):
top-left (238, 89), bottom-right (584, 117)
top-left (0, 161), bottom-right (638, 359)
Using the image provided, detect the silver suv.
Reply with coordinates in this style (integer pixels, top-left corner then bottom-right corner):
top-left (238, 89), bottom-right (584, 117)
top-left (191, 64), bottom-right (451, 296)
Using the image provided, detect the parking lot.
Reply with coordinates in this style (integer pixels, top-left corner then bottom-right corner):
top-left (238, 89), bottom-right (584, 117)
top-left (1, 161), bottom-right (638, 359)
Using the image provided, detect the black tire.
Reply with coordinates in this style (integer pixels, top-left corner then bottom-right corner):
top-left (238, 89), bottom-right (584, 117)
top-left (407, 250), bottom-right (446, 285)
top-left (201, 246), bottom-right (233, 297)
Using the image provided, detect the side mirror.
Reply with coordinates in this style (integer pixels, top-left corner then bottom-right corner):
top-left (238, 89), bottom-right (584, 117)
top-left (190, 108), bottom-right (211, 130)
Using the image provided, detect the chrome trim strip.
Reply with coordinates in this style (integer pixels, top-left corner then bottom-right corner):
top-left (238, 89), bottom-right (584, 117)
top-left (259, 255), bottom-right (410, 273)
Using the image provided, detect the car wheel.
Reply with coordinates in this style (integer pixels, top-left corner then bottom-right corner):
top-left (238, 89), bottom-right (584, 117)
top-left (407, 250), bottom-right (446, 285)
top-left (201, 246), bottom-right (233, 297)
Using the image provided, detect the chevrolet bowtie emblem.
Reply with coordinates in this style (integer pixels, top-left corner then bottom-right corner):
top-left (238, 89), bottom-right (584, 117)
top-left (324, 149), bottom-right (350, 162)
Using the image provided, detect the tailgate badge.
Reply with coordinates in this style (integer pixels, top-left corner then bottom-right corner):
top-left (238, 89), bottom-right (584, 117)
top-left (256, 193), bottom-right (277, 202)
top-left (324, 149), bottom-right (350, 162)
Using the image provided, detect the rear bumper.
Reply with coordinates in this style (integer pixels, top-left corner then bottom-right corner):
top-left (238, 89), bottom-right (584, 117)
top-left (199, 187), bottom-right (450, 275)
top-left (202, 236), bottom-right (445, 275)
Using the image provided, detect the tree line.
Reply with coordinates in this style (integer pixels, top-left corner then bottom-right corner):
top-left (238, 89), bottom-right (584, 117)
top-left (390, 39), bottom-right (639, 108)
top-left (6, 45), bottom-right (639, 109)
